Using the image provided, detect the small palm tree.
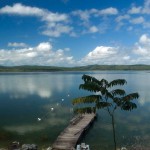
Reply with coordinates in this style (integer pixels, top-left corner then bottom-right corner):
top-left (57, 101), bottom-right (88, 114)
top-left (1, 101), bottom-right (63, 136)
top-left (72, 74), bottom-right (139, 150)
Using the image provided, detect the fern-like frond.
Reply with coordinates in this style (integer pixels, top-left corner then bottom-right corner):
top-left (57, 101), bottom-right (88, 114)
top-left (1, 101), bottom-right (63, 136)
top-left (82, 74), bottom-right (102, 85)
top-left (113, 97), bottom-right (122, 106)
top-left (101, 79), bottom-right (109, 86)
top-left (74, 107), bottom-right (96, 114)
top-left (108, 79), bottom-right (127, 88)
top-left (121, 101), bottom-right (137, 111)
top-left (110, 89), bottom-right (126, 96)
top-left (72, 95), bottom-right (101, 105)
top-left (79, 82), bottom-right (101, 92)
top-left (122, 93), bottom-right (139, 101)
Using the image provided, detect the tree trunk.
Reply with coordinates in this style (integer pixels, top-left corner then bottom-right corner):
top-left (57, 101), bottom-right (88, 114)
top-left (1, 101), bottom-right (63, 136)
top-left (111, 114), bottom-right (117, 150)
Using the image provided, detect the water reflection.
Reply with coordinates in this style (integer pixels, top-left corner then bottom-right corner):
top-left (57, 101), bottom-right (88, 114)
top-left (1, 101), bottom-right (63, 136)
top-left (3, 102), bottom-right (71, 135)
top-left (88, 71), bottom-right (150, 105)
top-left (0, 73), bottom-right (74, 99)
top-left (0, 71), bottom-right (150, 149)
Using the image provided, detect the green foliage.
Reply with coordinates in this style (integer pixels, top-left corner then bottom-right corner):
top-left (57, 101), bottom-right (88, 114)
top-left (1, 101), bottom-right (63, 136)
top-left (110, 89), bottom-right (126, 96)
top-left (108, 79), bottom-right (127, 88)
top-left (72, 74), bottom-right (139, 150)
top-left (121, 101), bottom-right (137, 111)
top-left (74, 107), bottom-right (96, 114)
top-left (72, 95), bottom-right (101, 105)
top-left (72, 74), bottom-right (139, 113)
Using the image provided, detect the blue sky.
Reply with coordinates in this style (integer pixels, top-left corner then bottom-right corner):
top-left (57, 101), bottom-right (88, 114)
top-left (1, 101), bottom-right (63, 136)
top-left (0, 0), bottom-right (150, 66)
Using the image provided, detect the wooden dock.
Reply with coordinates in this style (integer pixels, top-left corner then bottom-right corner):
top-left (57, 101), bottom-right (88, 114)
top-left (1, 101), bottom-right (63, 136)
top-left (52, 113), bottom-right (96, 150)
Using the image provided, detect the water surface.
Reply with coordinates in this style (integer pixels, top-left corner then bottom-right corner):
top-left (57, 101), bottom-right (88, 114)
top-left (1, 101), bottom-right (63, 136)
top-left (0, 71), bottom-right (150, 149)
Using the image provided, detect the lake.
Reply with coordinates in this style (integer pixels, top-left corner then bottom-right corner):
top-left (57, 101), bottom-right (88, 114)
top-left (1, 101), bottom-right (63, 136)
top-left (0, 71), bottom-right (150, 149)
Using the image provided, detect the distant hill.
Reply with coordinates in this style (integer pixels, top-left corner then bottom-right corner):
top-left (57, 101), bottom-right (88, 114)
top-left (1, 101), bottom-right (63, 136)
top-left (0, 65), bottom-right (150, 72)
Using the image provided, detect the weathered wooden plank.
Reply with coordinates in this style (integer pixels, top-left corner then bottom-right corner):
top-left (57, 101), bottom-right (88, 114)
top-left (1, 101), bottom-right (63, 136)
top-left (52, 113), bottom-right (96, 150)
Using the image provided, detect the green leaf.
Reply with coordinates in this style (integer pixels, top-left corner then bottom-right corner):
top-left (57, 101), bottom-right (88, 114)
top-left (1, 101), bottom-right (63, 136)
top-left (100, 79), bottom-right (109, 86)
top-left (72, 95), bottom-right (101, 105)
top-left (108, 79), bottom-right (127, 88)
top-left (111, 89), bottom-right (126, 96)
top-left (121, 101), bottom-right (137, 111)
top-left (82, 74), bottom-right (102, 85)
top-left (113, 97), bottom-right (122, 106)
top-left (122, 93), bottom-right (139, 101)
top-left (74, 107), bottom-right (96, 114)
top-left (79, 82), bottom-right (101, 92)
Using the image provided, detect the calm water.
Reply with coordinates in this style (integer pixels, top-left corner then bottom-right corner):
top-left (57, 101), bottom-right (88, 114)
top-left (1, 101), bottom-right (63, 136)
top-left (0, 71), bottom-right (150, 149)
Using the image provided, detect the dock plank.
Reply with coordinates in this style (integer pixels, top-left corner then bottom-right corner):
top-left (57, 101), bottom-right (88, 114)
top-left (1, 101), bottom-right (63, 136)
top-left (52, 113), bottom-right (96, 150)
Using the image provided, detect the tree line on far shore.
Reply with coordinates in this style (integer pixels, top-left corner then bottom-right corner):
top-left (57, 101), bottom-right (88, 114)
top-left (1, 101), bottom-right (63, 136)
top-left (0, 64), bottom-right (150, 72)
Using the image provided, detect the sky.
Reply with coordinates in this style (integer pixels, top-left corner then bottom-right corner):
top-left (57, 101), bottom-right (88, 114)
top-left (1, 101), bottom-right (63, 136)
top-left (0, 0), bottom-right (150, 66)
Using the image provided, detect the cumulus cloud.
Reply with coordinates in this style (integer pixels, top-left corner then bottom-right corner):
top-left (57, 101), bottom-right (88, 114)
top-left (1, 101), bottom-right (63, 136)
top-left (142, 0), bottom-right (150, 14)
top-left (72, 10), bottom-right (91, 22)
top-left (89, 26), bottom-right (99, 33)
top-left (78, 46), bottom-right (131, 65)
top-left (87, 46), bottom-right (117, 58)
top-left (99, 7), bottom-right (118, 15)
top-left (128, 6), bottom-right (142, 14)
top-left (72, 7), bottom-right (118, 34)
top-left (0, 42), bottom-right (74, 66)
top-left (82, 25), bottom-right (99, 34)
top-left (116, 15), bottom-right (130, 22)
top-left (134, 34), bottom-right (150, 56)
top-left (130, 16), bottom-right (145, 24)
top-left (115, 15), bottom-right (130, 30)
top-left (36, 42), bottom-right (52, 51)
top-left (0, 3), bottom-right (43, 16)
top-left (139, 34), bottom-right (150, 44)
top-left (8, 42), bottom-right (28, 47)
top-left (129, 34), bottom-right (150, 65)
top-left (128, 0), bottom-right (150, 14)
top-left (72, 7), bottom-right (118, 21)
top-left (78, 34), bottom-right (150, 65)
top-left (42, 23), bottom-right (73, 37)
top-left (115, 0), bottom-right (150, 30)
top-left (0, 3), bottom-right (71, 37)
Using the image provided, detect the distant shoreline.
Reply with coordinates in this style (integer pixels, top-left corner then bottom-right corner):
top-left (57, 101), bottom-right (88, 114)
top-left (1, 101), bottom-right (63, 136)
top-left (0, 64), bottom-right (150, 72)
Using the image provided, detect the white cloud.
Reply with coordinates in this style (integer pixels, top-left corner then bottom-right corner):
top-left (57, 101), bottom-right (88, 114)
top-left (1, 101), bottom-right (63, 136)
top-left (82, 25), bottom-right (99, 34)
top-left (128, 0), bottom-right (150, 14)
top-left (0, 3), bottom-right (43, 16)
top-left (79, 46), bottom-right (123, 65)
top-left (87, 46), bottom-right (117, 58)
top-left (130, 16), bottom-right (145, 24)
top-left (42, 23), bottom-right (73, 37)
top-left (139, 34), bottom-right (150, 45)
top-left (0, 3), bottom-right (119, 37)
top-left (116, 15), bottom-right (130, 22)
top-left (99, 7), bottom-right (118, 15)
top-left (0, 3), bottom-right (71, 37)
top-left (89, 26), bottom-right (99, 33)
top-left (72, 7), bottom-right (118, 21)
top-left (128, 6), bottom-right (142, 14)
top-left (8, 42), bottom-right (27, 47)
top-left (142, 0), bottom-right (150, 14)
top-left (116, 1), bottom-right (150, 30)
top-left (0, 42), bottom-right (74, 66)
top-left (72, 10), bottom-right (90, 22)
top-left (36, 42), bottom-right (52, 51)
top-left (77, 44), bottom-right (145, 66)
top-left (134, 34), bottom-right (150, 57)
top-left (72, 7), bottom-right (118, 34)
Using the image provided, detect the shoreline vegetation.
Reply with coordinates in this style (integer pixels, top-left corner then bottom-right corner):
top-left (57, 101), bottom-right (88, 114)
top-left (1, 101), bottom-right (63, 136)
top-left (0, 64), bottom-right (150, 72)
